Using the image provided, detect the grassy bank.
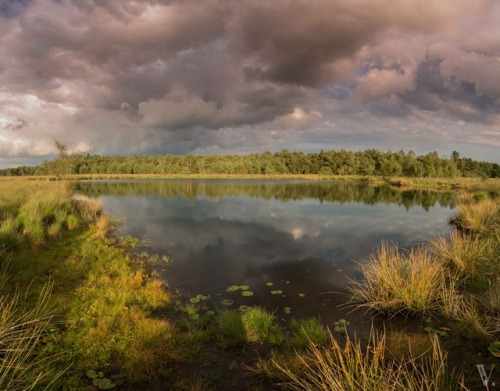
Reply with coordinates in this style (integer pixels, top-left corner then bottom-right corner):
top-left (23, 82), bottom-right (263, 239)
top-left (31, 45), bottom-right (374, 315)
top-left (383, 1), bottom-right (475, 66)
top-left (0, 181), bottom-right (176, 388)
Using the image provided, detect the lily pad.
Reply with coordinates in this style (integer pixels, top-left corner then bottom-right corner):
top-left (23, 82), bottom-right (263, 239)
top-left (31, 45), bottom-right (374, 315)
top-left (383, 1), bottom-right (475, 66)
top-left (226, 285), bottom-right (240, 293)
top-left (488, 341), bottom-right (500, 357)
top-left (221, 299), bottom-right (234, 306)
top-left (205, 310), bottom-right (216, 316)
top-left (240, 285), bottom-right (250, 291)
top-left (190, 294), bottom-right (209, 304)
top-left (334, 319), bottom-right (350, 332)
top-left (93, 378), bottom-right (116, 390)
top-left (271, 290), bottom-right (283, 295)
top-left (86, 370), bottom-right (98, 379)
top-left (283, 307), bottom-right (291, 314)
top-left (241, 290), bottom-right (254, 297)
top-left (299, 293), bottom-right (305, 298)
top-left (266, 282), bottom-right (274, 286)
top-left (190, 313), bottom-right (200, 321)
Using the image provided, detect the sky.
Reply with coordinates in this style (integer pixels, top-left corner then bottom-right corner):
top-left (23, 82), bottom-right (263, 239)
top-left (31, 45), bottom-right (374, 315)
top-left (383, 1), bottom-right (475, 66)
top-left (0, 0), bottom-right (499, 168)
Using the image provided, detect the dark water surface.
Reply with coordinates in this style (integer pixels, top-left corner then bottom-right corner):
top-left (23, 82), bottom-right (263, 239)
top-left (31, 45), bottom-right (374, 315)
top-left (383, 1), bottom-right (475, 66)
top-left (75, 179), bottom-right (455, 325)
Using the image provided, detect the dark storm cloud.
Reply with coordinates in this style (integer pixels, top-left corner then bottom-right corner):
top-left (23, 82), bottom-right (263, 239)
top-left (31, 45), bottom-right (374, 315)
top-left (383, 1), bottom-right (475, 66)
top-left (0, 0), bottom-right (499, 165)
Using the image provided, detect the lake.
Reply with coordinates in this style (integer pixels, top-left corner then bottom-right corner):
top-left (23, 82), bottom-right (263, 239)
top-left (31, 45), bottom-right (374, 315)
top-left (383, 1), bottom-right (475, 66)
top-left (75, 179), bottom-right (455, 326)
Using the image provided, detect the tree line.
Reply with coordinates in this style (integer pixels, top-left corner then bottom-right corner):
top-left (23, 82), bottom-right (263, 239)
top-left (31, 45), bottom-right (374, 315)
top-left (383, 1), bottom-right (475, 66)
top-left (1, 148), bottom-right (499, 178)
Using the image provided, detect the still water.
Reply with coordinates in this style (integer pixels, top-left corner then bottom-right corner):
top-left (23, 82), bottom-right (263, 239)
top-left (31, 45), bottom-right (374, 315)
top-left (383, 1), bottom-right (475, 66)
top-left (75, 179), bottom-right (455, 324)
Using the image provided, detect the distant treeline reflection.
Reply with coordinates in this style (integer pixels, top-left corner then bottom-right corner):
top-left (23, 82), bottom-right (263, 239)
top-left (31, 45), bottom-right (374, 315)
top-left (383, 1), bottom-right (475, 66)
top-left (75, 180), bottom-right (455, 211)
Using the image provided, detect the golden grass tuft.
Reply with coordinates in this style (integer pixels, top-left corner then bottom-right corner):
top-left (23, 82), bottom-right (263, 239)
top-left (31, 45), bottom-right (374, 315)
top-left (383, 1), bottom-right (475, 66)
top-left (430, 232), bottom-right (495, 276)
top-left (453, 197), bottom-right (499, 236)
top-left (349, 242), bottom-right (449, 314)
top-left (273, 329), bottom-right (463, 391)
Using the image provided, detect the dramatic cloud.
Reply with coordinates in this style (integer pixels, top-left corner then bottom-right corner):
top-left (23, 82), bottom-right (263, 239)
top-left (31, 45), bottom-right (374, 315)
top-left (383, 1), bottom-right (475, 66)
top-left (0, 0), bottom-right (499, 167)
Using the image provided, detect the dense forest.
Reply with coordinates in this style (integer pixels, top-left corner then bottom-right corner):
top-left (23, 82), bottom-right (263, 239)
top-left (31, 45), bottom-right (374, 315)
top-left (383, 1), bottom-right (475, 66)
top-left (2, 149), bottom-right (499, 178)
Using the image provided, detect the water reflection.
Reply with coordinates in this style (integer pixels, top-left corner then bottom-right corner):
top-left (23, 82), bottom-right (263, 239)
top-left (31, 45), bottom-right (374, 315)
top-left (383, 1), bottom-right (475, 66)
top-left (75, 179), bottom-right (454, 323)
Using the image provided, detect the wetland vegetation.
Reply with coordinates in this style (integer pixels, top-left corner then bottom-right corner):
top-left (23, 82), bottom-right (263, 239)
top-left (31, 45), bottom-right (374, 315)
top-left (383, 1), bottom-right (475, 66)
top-left (0, 175), bottom-right (499, 390)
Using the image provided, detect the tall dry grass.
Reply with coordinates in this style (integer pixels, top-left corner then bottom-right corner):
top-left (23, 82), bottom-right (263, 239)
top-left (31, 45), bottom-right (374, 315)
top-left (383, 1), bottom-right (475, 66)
top-left (430, 232), bottom-right (495, 277)
top-left (453, 197), bottom-right (499, 236)
top-left (274, 329), bottom-right (464, 391)
top-left (0, 283), bottom-right (65, 390)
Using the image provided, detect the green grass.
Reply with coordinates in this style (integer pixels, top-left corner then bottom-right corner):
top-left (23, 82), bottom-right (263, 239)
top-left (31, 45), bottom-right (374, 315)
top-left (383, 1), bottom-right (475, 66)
top-left (215, 307), bottom-right (284, 348)
top-left (288, 317), bottom-right (328, 349)
top-left (241, 306), bottom-right (284, 345)
top-left (0, 180), bottom-right (176, 388)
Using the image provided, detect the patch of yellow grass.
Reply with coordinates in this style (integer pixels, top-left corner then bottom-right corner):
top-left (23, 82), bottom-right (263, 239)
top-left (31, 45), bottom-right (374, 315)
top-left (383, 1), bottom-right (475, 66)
top-left (273, 329), bottom-right (463, 391)
top-left (349, 242), bottom-right (449, 314)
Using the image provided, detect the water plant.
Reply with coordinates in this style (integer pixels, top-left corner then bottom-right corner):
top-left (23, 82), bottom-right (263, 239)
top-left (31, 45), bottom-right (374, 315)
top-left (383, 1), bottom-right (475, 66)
top-left (333, 319), bottom-right (350, 333)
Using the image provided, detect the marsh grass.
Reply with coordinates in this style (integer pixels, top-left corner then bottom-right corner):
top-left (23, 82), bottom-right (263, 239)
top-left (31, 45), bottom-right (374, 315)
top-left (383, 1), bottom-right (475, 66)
top-left (273, 329), bottom-right (464, 391)
top-left (241, 306), bottom-right (284, 344)
top-left (289, 318), bottom-right (328, 349)
top-left (349, 242), bottom-right (449, 314)
top-left (385, 331), bottom-right (435, 361)
top-left (215, 307), bottom-right (284, 348)
top-left (0, 283), bottom-right (65, 391)
top-left (216, 310), bottom-right (247, 349)
top-left (452, 197), bottom-right (499, 236)
top-left (430, 232), bottom-right (495, 277)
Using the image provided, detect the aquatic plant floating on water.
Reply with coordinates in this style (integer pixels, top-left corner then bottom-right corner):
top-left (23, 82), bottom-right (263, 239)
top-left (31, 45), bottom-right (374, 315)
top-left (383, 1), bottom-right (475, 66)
top-left (226, 285), bottom-right (250, 293)
top-left (86, 370), bottom-right (116, 390)
top-left (284, 307), bottom-right (291, 314)
top-left (189, 294), bottom-right (210, 304)
top-left (271, 290), bottom-right (283, 295)
top-left (266, 282), bottom-right (274, 286)
top-left (241, 290), bottom-right (254, 297)
top-left (333, 319), bottom-right (350, 332)
top-left (488, 341), bottom-right (500, 357)
top-left (221, 299), bottom-right (234, 306)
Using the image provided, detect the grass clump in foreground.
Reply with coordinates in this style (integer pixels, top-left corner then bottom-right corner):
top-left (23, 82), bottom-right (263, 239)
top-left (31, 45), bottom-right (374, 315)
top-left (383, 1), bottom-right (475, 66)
top-left (0, 281), bottom-right (64, 391)
top-left (271, 329), bottom-right (463, 391)
top-left (215, 307), bottom-right (284, 348)
top-left (0, 180), bottom-right (177, 388)
top-left (349, 242), bottom-right (450, 314)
